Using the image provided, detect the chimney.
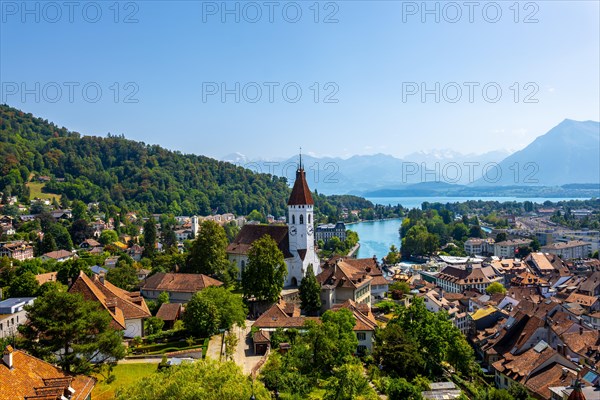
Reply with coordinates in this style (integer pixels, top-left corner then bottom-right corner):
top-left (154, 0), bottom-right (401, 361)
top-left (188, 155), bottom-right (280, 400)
top-left (579, 326), bottom-right (583, 335)
top-left (561, 367), bottom-right (569, 379)
top-left (3, 346), bottom-right (14, 369)
top-left (99, 273), bottom-right (105, 284)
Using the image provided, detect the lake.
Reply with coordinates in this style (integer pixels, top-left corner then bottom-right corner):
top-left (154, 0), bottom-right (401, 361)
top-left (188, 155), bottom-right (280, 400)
top-left (347, 218), bottom-right (402, 260)
top-left (349, 196), bottom-right (592, 261)
top-left (365, 196), bottom-right (592, 209)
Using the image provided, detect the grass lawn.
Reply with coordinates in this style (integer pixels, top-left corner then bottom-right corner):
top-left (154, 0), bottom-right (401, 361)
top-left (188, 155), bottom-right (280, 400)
top-left (26, 182), bottom-right (62, 201)
top-left (92, 363), bottom-right (157, 400)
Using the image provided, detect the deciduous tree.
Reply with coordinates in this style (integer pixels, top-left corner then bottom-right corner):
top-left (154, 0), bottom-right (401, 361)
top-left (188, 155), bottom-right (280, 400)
top-left (242, 235), bottom-right (286, 302)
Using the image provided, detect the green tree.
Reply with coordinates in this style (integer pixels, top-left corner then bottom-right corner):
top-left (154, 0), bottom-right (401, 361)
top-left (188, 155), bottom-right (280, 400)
top-left (142, 219), bottom-right (157, 258)
top-left (242, 235), bottom-right (287, 302)
top-left (385, 244), bottom-right (400, 265)
top-left (389, 281), bottom-right (411, 299)
top-left (508, 383), bottom-right (533, 400)
top-left (401, 225), bottom-right (439, 257)
top-left (157, 291), bottom-right (170, 306)
top-left (495, 232), bottom-right (508, 243)
top-left (386, 378), bottom-right (422, 400)
top-left (224, 330), bottom-right (239, 361)
top-left (36, 280), bottom-right (67, 296)
top-left (299, 265), bottom-right (321, 315)
top-left (144, 316), bottom-right (164, 335)
top-left (324, 360), bottom-right (377, 400)
top-left (183, 286), bottom-right (247, 337)
top-left (39, 232), bottom-right (57, 254)
top-left (106, 261), bottom-right (138, 291)
top-left (486, 282), bottom-right (507, 295)
top-left (8, 271), bottom-right (39, 297)
top-left (99, 229), bottom-right (118, 245)
top-left (247, 209), bottom-right (265, 223)
top-left (19, 290), bottom-right (125, 373)
top-left (71, 200), bottom-right (89, 221)
top-left (304, 309), bottom-right (358, 375)
top-left (373, 323), bottom-right (426, 379)
top-left (116, 359), bottom-right (270, 400)
top-left (186, 220), bottom-right (235, 284)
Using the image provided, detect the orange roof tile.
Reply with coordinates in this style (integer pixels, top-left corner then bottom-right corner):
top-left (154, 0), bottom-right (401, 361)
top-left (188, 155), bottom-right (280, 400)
top-left (0, 347), bottom-right (95, 400)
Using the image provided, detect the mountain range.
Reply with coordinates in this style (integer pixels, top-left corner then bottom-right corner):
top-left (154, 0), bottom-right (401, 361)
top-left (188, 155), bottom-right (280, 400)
top-left (223, 119), bottom-right (600, 196)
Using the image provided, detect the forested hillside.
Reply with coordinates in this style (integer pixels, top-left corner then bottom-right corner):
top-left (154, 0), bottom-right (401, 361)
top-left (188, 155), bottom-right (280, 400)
top-left (0, 105), bottom-right (374, 218)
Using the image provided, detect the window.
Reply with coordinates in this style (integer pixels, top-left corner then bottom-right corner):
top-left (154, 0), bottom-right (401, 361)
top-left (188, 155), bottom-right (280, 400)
top-left (357, 345), bottom-right (367, 354)
top-left (292, 215), bottom-right (296, 224)
top-left (241, 260), bottom-right (246, 270)
top-left (299, 215), bottom-right (304, 224)
top-left (308, 214), bottom-right (311, 223)
top-left (357, 332), bottom-right (366, 341)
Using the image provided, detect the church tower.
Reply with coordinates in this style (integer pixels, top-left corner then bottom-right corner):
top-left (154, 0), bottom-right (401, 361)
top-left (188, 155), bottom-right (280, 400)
top-left (287, 154), bottom-right (320, 286)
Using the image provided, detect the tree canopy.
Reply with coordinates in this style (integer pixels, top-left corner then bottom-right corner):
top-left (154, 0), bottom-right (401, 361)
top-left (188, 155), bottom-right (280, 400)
top-left (19, 290), bottom-right (125, 373)
top-left (116, 359), bottom-right (271, 400)
top-left (242, 235), bottom-right (287, 302)
top-left (183, 286), bottom-right (247, 337)
top-left (299, 264), bottom-right (321, 315)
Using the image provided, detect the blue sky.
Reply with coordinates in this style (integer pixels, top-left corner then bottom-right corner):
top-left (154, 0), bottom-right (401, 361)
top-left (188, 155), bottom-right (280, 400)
top-left (1, 1), bottom-right (598, 160)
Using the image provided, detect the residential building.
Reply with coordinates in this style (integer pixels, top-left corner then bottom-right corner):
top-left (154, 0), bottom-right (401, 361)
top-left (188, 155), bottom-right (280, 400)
top-left (141, 272), bottom-right (223, 303)
top-left (79, 238), bottom-right (101, 249)
top-left (491, 341), bottom-right (579, 399)
top-left (494, 239), bottom-right (532, 258)
top-left (0, 345), bottom-right (96, 400)
top-left (315, 222), bottom-right (347, 244)
top-left (0, 297), bottom-right (35, 338)
top-left (227, 163), bottom-right (320, 287)
top-left (332, 299), bottom-right (378, 354)
top-left (436, 263), bottom-right (504, 293)
top-left (317, 258), bottom-right (372, 310)
top-left (464, 238), bottom-right (494, 256)
top-left (331, 256), bottom-right (389, 300)
top-left (69, 272), bottom-right (151, 338)
top-left (542, 240), bottom-right (592, 260)
top-left (40, 249), bottom-right (76, 262)
top-left (0, 241), bottom-right (34, 261)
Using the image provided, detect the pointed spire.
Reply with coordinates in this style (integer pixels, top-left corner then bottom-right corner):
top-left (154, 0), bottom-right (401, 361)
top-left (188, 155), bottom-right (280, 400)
top-left (299, 147), bottom-right (303, 170)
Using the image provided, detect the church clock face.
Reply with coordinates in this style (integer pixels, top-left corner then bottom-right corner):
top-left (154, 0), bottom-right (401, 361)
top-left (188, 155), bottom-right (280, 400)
top-left (307, 225), bottom-right (313, 235)
top-left (290, 226), bottom-right (297, 236)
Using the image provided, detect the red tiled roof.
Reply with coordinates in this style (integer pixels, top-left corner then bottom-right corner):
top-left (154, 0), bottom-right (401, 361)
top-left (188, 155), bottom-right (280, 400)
top-left (332, 299), bottom-right (377, 332)
top-left (142, 273), bottom-right (223, 294)
top-left (254, 300), bottom-right (318, 329)
top-left (35, 272), bottom-right (58, 285)
top-left (156, 303), bottom-right (182, 322)
top-left (287, 169), bottom-right (314, 205)
top-left (0, 347), bottom-right (95, 400)
top-left (317, 259), bottom-right (372, 289)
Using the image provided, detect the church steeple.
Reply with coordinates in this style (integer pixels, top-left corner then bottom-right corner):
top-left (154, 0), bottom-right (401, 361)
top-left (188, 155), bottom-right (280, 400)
top-left (288, 151), bottom-right (314, 206)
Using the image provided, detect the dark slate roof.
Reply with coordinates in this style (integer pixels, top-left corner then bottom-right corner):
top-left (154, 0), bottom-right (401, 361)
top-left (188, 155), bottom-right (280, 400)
top-left (287, 169), bottom-right (314, 206)
top-left (226, 224), bottom-right (293, 258)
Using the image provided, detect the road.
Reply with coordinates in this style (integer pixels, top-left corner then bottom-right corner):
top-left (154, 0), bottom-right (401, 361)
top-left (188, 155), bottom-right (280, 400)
top-left (205, 319), bottom-right (263, 375)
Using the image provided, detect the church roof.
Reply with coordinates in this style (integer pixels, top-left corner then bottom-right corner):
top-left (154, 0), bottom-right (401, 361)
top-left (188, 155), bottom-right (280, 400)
top-left (288, 168), bottom-right (314, 206)
top-left (227, 224), bottom-right (293, 258)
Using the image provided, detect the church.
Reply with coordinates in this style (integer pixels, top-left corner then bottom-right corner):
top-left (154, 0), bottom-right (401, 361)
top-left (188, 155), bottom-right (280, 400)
top-left (226, 162), bottom-right (320, 287)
